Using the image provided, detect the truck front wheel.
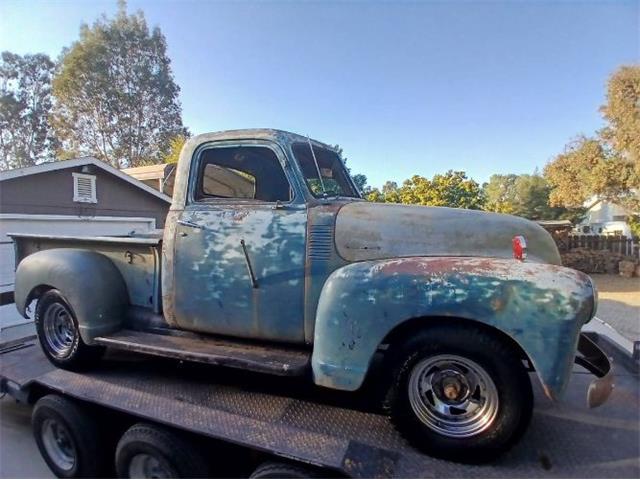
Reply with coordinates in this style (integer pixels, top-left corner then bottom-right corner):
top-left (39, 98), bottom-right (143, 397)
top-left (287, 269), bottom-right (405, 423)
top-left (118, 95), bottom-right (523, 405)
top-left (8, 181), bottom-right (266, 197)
top-left (35, 289), bottom-right (104, 370)
top-left (384, 324), bottom-right (533, 462)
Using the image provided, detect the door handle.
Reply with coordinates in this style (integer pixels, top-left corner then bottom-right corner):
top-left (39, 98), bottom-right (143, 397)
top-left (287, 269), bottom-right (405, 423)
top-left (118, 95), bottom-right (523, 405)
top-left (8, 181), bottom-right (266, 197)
top-left (177, 219), bottom-right (202, 229)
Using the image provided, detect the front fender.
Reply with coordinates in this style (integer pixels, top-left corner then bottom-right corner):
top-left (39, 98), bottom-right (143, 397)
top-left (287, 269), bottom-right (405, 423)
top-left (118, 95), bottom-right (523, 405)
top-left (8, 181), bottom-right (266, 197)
top-left (14, 249), bottom-right (128, 342)
top-left (311, 257), bottom-right (595, 400)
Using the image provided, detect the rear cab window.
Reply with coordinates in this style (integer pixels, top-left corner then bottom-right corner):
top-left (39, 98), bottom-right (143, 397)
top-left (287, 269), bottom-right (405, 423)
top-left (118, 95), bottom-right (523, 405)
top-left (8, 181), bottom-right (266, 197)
top-left (194, 146), bottom-right (291, 202)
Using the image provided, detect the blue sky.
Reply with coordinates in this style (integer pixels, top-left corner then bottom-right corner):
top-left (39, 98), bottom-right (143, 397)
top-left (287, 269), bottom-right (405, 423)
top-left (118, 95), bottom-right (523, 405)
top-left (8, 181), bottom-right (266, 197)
top-left (1, 0), bottom-right (638, 188)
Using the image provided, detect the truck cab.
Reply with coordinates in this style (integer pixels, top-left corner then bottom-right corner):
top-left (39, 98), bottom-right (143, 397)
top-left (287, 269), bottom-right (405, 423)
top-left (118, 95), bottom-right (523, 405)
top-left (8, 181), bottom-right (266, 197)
top-left (162, 130), bottom-right (360, 344)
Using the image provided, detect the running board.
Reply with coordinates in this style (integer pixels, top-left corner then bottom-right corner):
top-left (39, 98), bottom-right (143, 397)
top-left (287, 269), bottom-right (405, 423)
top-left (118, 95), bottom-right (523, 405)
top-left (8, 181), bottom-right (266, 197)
top-left (94, 329), bottom-right (310, 376)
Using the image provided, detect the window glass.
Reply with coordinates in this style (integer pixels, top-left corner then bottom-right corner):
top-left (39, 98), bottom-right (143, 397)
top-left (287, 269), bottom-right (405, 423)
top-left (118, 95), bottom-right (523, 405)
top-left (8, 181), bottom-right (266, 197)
top-left (292, 143), bottom-right (359, 198)
top-left (196, 146), bottom-right (290, 202)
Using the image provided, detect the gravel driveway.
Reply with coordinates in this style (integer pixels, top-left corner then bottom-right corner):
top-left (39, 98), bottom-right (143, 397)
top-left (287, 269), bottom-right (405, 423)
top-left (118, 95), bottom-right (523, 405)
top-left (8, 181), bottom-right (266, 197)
top-left (591, 274), bottom-right (640, 342)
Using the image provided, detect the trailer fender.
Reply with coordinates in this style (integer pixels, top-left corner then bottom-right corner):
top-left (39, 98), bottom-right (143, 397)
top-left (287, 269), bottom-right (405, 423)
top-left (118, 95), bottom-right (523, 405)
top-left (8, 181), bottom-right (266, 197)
top-left (311, 256), bottom-right (596, 400)
top-left (14, 249), bottom-right (128, 343)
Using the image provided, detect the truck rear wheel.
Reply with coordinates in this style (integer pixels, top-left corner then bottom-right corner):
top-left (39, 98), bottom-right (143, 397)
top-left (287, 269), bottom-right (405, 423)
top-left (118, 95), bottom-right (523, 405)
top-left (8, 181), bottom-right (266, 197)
top-left (35, 289), bottom-right (104, 370)
top-left (115, 423), bottom-right (209, 478)
top-left (32, 394), bottom-right (108, 478)
top-left (384, 324), bottom-right (533, 462)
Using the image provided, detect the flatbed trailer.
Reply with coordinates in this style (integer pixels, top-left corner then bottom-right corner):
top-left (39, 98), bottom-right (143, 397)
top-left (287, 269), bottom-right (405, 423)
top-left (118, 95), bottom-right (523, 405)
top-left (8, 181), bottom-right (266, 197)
top-left (1, 335), bottom-right (639, 478)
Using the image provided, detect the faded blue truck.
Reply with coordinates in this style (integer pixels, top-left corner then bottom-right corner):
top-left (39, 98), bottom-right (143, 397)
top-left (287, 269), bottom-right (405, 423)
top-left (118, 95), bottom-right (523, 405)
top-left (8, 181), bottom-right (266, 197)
top-left (11, 129), bottom-right (612, 461)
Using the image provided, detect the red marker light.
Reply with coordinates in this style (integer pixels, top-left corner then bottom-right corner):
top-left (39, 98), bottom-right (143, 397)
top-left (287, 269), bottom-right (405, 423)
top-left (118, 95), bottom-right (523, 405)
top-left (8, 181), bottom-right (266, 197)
top-left (513, 235), bottom-right (527, 261)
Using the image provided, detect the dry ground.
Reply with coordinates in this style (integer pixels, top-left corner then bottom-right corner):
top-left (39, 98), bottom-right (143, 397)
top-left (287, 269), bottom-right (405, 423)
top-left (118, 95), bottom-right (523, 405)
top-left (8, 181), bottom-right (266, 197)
top-left (591, 274), bottom-right (640, 342)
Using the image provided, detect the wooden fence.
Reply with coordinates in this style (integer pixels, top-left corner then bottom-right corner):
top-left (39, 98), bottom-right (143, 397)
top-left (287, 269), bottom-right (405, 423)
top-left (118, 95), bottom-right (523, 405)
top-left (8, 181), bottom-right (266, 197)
top-left (565, 235), bottom-right (639, 258)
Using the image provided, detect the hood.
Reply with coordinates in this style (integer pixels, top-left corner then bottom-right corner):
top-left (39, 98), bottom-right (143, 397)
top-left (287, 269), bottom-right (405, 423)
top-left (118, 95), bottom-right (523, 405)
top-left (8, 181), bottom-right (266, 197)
top-left (334, 202), bottom-right (561, 265)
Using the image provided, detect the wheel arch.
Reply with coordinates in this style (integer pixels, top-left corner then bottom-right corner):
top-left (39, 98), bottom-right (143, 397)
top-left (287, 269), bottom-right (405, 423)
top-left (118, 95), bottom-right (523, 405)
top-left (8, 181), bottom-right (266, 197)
top-left (15, 249), bottom-right (129, 343)
top-left (381, 315), bottom-right (532, 366)
top-left (20, 283), bottom-right (56, 316)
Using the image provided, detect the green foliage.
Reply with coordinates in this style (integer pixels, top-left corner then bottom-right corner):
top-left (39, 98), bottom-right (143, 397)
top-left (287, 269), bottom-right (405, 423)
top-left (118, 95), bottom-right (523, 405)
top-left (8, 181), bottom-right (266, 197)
top-left (545, 65), bottom-right (640, 211)
top-left (163, 134), bottom-right (188, 164)
top-left (628, 215), bottom-right (640, 238)
top-left (367, 171), bottom-right (485, 210)
top-left (52, 1), bottom-right (186, 168)
top-left (483, 174), bottom-right (518, 214)
top-left (351, 173), bottom-right (369, 194)
top-left (0, 51), bottom-right (57, 169)
top-left (544, 136), bottom-right (638, 211)
top-left (600, 65), bottom-right (640, 166)
top-left (483, 172), bottom-right (583, 220)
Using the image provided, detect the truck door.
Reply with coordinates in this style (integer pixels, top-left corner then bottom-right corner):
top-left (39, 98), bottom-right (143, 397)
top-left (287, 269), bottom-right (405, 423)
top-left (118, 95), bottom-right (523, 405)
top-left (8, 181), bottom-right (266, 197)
top-left (172, 143), bottom-right (307, 343)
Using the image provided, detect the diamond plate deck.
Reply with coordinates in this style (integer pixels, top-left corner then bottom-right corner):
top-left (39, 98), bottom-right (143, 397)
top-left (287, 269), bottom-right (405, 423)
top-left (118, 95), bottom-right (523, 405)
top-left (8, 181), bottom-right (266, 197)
top-left (1, 340), bottom-right (638, 478)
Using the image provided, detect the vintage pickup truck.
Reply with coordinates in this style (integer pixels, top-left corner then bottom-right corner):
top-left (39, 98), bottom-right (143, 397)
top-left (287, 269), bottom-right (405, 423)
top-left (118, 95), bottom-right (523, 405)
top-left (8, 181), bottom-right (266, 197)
top-left (11, 129), bottom-right (613, 462)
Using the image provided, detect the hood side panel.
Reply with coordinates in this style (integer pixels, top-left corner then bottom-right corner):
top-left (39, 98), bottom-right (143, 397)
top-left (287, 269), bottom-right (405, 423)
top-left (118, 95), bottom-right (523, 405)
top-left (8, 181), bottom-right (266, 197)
top-left (335, 202), bottom-right (561, 265)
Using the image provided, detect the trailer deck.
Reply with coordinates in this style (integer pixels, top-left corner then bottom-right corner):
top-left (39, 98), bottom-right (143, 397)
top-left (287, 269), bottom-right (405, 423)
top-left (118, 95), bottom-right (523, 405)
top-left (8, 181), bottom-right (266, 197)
top-left (1, 336), bottom-right (639, 478)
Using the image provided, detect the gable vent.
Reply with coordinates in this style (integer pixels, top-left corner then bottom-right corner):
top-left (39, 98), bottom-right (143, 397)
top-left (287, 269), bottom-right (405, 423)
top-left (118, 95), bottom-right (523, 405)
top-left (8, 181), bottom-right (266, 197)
top-left (72, 172), bottom-right (97, 203)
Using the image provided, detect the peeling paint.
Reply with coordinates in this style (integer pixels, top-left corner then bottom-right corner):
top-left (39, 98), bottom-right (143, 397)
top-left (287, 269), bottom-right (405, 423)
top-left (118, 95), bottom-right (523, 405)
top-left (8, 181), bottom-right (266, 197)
top-left (14, 128), bottom-right (599, 405)
top-left (312, 256), bottom-right (595, 398)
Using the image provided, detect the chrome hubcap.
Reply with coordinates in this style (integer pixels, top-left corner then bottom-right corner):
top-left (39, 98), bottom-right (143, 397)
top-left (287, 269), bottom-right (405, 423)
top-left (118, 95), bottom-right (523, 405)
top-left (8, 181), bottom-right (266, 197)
top-left (408, 354), bottom-right (499, 438)
top-left (43, 303), bottom-right (76, 358)
top-left (129, 453), bottom-right (174, 479)
top-left (41, 418), bottom-right (76, 471)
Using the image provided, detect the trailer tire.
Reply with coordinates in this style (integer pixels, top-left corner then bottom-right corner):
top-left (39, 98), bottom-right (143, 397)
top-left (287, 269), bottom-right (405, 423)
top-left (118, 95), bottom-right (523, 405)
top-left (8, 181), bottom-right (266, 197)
top-left (32, 394), bottom-right (107, 478)
top-left (250, 461), bottom-right (318, 478)
top-left (384, 324), bottom-right (533, 463)
top-left (115, 423), bottom-right (209, 478)
top-left (35, 289), bottom-right (104, 370)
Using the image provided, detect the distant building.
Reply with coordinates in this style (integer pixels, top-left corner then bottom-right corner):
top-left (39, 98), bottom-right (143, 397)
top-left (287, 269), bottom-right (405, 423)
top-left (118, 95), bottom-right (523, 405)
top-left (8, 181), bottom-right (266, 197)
top-left (0, 157), bottom-right (171, 293)
top-left (578, 198), bottom-right (637, 237)
top-left (122, 163), bottom-right (177, 197)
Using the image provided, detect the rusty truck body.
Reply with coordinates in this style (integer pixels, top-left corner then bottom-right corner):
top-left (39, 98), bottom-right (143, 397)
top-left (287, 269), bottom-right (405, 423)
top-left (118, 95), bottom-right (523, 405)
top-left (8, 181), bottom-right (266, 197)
top-left (10, 129), bottom-right (612, 462)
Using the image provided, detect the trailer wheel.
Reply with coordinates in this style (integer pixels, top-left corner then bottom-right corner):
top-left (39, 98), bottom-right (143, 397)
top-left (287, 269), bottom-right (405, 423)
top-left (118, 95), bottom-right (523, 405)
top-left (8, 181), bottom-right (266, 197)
top-left (32, 394), bottom-right (107, 478)
top-left (115, 423), bottom-right (208, 478)
top-left (35, 289), bottom-right (104, 370)
top-left (384, 324), bottom-right (533, 463)
top-left (250, 461), bottom-right (317, 478)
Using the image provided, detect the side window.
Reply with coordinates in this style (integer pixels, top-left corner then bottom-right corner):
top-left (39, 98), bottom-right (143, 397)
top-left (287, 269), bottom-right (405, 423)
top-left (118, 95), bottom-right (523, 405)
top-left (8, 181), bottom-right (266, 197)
top-left (195, 146), bottom-right (291, 202)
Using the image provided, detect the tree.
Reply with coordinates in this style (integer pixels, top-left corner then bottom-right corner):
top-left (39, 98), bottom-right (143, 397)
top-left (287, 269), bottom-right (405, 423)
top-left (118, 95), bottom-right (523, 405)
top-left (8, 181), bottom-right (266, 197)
top-left (333, 144), bottom-right (369, 194)
top-left (600, 66), bottom-right (640, 167)
top-left (400, 171), bottom-right (486, 209)
top-left (367, 171), bottom-right (485, 209)
top-left (483, 172), bottom-right (581, 220)
top-left (163, 133), bottom-right (188, 164)
top-left (545, 65), bottom-right (640, 211)
top-left (483, 174), bottom-right (518, 214)
top-left (366, 181), bottom-right (400, 203)
top-left (52, 1), bottom-right (186, 168)
top-left (0, 52), bottom-right (57, 170)
top-left (544, 136), bottom-right (638, 210)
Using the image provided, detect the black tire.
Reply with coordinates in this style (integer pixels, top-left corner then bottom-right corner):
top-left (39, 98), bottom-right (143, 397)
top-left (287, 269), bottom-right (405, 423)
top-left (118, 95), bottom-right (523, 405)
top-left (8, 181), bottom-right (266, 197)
top-left (32, 394), bottom-right (108, 478)
top-left (35, 289), bottom-right (105, 370)
top-left (250, 461), bottom-right (317, 479)
top-left (384, 324), bottom-right (533, 463)
top-left (115, 423), bottom-right (209, 478)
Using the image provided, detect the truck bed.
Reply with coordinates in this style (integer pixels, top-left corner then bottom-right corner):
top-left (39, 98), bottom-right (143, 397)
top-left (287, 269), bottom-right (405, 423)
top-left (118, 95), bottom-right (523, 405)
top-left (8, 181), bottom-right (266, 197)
top-left (1, 336), bottom-right (639, 478)
top-left (9, 232), bottom-right (163, 313)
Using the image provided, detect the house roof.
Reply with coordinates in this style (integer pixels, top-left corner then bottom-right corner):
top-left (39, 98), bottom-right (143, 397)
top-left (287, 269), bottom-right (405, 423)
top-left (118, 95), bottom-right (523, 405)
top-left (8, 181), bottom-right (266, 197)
top-left (0, 157), bottom-right (172, 203)
top-left (122, 163), bottom-right (174, 181)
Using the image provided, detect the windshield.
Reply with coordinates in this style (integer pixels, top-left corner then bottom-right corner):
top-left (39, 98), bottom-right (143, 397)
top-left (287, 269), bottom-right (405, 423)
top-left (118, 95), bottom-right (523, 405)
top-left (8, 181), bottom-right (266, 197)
top-left (292, 142), bottom-right (360, 198)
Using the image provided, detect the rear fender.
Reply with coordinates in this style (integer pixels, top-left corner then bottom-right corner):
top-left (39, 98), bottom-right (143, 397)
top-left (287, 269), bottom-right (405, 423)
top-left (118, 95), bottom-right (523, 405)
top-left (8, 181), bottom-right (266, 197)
top-left (14, 249), bottom-right (128, 343)
top-left (311, 257), bottom-right (595, 400)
